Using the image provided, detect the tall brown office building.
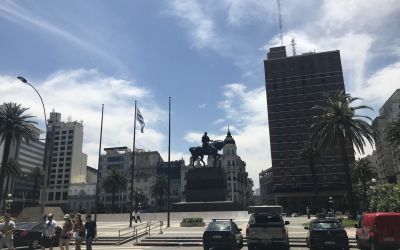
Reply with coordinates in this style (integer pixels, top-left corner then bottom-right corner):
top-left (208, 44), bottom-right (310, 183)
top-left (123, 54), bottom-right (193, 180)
top-left (264, 46), bottom-right (355, 213)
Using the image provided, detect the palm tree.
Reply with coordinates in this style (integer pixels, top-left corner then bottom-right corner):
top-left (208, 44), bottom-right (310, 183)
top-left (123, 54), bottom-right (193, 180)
top-left (384, 114), bottom-right (400, 148)
top-left (0, 102), bottom-right (37, 208)
top-left (102, 168), bottom-right (128, 213)
top-left (28, 167), bottom-right (43, 204)
top-left (299, 143), bottom-right (320, 212)
top-left (310, 90), bottom-right (376, 217)
top-left (2, 159), bottom-right (22, 210)
top-left (351, 158), bottom-right (376, 211)
top-left (151, 175), bottom-right (167, 211)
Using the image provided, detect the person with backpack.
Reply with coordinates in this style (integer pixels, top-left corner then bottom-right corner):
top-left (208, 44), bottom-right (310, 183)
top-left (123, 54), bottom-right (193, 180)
top-left (59, 214), bottom-right (74, 250)
top-left (0, 213), bottom-right (15, 250)
top-left (41, 213), bottom-right (57, 250)
top-left (73, 213), bottom-right (85, 250)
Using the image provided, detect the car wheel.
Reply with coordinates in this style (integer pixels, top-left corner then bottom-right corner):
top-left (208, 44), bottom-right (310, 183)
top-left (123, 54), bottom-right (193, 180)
top-left (247, 243), bottom-right (256, 250)
top-left (30, 239), bottom-right (40, 249)
top-left (370, 240), bottom-right (381, 250)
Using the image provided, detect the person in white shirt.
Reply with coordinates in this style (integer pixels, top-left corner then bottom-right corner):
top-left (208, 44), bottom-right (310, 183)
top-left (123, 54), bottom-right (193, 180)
top-left (0, 213), bottom-right (15, 250)
top-left (40, 213), bottom-right (57, 250)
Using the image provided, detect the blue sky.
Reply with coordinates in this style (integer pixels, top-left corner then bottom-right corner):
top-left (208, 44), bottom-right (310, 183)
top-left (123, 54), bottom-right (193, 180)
top-left (1, 0), bottom-right (400, 188)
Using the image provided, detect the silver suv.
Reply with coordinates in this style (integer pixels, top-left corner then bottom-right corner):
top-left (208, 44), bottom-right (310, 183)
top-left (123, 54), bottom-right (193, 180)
top-left (246, 207), bottom-right (290, 250)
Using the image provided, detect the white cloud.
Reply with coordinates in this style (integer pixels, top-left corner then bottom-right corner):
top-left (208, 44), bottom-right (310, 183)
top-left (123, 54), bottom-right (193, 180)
top-left (0, 69), bottom-right (168, 169)
top-left (198, 103), bottom-right (206, 108)
top-left (354, 62), bottom-right (400, 107)
top-left (167, 0), bottom-right (217, 49)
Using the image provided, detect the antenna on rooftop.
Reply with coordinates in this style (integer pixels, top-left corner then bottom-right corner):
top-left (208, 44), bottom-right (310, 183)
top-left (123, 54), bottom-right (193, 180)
top-left (277, 0), bottom-right (283, 46)
top-left (290, 38), bottom-right (296, 56)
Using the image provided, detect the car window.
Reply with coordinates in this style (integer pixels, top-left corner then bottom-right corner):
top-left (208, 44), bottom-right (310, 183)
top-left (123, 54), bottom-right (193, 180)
top-left (312, 222), bottom-right (342, 229)
top-left (15, 223), bottom-right (37, 230)
top-left (33, 224), bottom-right (44, 231)
top-left (254, 215), bottom-right (282, 223)
top-left (207, 222), bottom-right (231, 231)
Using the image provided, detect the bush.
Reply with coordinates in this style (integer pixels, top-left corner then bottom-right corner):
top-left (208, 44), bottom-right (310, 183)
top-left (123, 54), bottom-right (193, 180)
top-left (369, 184), bottom-right (400, 212)
top-left (182, 217), bottom-right (203, 223)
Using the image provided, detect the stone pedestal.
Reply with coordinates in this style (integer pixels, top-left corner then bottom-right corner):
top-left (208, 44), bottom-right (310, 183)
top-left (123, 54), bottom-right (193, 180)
top-left (185, 166), bottom-right (227, 202)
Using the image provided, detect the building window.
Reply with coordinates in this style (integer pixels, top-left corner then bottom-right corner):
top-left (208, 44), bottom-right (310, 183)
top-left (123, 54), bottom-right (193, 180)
top-left (63, 192), bottom-right (68, 200)
top-left (55, 192), bottom-right (61, 200)
top-left (48, 192), bottom-right (54, 201)
top-left (62, 131), bottom-right (67, 134)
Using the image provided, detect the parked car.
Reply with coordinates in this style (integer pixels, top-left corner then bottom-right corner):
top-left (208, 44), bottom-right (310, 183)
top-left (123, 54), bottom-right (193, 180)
top-left (14, 222), bottom-right (62, 249)
top-left (355, 212), bottom-right (400, 250)
top-left (305, 218), bottom-right (349, 250)
top-left (202, 219), bottom-right (243, 250)
top-left (246, 205), bottom-right (290, 250)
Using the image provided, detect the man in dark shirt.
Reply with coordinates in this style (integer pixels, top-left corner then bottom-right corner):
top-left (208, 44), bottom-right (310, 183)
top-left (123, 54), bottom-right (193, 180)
top-left (84, 215), bottom-right (97, 250)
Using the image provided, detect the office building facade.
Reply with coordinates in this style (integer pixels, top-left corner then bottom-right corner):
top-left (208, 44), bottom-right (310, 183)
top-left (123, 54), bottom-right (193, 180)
top-left (264, 46), bottom-right (355, 212)
top-left (46, 110), bottom-right (87, 209)
top-left (372, 89), bottom-right (400, 183)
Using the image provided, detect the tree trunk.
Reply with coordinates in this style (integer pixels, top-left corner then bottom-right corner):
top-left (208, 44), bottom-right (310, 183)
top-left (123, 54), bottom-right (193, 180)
top-left (0, 135), bottom-right (13, 208)
top-left (339, 136), bottom-right (356, 218)
top-left (112, 191), bottom-right (116, 214)
top-left (309, 158), bottom-right (319, 213)
top-left (3, 175), bottom-right (11, 212)
top-left (362, 180), bottom-right (368, 211)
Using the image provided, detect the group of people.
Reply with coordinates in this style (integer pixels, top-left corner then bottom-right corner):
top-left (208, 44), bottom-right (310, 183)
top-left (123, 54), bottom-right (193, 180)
top-left (0, 212), bottom-right (97, 250)
top-left (42, 213), bottom-right (97, 250)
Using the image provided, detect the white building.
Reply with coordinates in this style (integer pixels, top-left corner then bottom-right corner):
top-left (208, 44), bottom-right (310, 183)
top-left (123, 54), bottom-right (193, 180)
top-left (208, 129), bottom-right (254, 209)
top-left (46, 110), bottom-right (87, 209)
top-left (372, 89), bottom-right (400, 183)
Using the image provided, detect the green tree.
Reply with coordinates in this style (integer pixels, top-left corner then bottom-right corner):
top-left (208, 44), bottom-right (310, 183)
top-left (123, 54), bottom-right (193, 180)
top-left (151, 175), bottom-right (167, 211)
top-left (310, 91), bottom-right (376, 217)
top-left (0, 103), bottom-right (37, 209)
top-left (369, 184), bottom-right (400, 212)
top-left (299, 143), bottom-right (320, 212)
top-left (28, 167), bottom-right (43, 203)
top-left (2, 159), bottom-right (22, 210)
top-left (102, 168), bottom-right (128, 213)
top-left (351, 158), bottom-right (376, 211)
top-left (384, 114), bottom-right (400, 148)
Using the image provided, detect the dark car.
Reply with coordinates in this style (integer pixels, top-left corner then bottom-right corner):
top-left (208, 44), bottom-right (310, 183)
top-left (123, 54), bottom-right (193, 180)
top-left (203, 219), bottom-right (243, 250)
top-left (14, 222), bottom-right (62, 249)
top-left (305, 218), bottom-right (349, 250)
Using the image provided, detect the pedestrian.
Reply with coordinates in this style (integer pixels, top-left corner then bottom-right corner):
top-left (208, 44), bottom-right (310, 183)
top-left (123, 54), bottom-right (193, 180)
top-left (306, 206), bottom-right (311, 219)
top-left (41, 213), bottom-right (57, 250)
top-left (0, 213), bottom-right (15, 250)
top-left (73, 213), bottom-right (85, 250)
top-left (134, 205), bottom-right (142, 223)
top-left (84, 215), bottom-right (97, 250)
top-left (59, 214), bottom-right (74, 250)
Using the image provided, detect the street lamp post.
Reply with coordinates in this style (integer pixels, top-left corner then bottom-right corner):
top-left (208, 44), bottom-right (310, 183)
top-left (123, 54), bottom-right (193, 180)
top-left (17, 76), bottom-right (51, 216)
top-left (5, 193), bottom-right (13, 212)
top-left (328, 196), bottom-right (334, 216)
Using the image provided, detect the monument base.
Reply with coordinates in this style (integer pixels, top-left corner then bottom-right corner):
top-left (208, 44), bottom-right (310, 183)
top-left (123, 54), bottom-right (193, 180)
top-left (173, 201), bottom-right (241, 212)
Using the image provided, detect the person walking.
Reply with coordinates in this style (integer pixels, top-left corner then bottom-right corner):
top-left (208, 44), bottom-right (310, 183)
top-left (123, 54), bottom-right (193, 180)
top-left (306, 206), bottom-right (311, 219)
top-left (59, 214), bottom-right (73, 250)
top-left (84, 215), bottom-right (97, 250)
top-left (0, 213), bottom-right (15, 250)
top-left (73, 213), bottom-right (85, 250)
top-left (41, 213), bottom-right (57, 250)
top-left (134, 206), bottom-right (142, 223)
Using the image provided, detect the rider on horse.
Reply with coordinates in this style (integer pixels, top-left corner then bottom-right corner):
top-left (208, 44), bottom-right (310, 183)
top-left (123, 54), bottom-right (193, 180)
top-left (202, 132), bottom-right (214, 153)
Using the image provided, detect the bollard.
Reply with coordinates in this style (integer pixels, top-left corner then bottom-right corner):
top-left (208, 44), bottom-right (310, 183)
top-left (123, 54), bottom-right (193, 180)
top-left (135, 228), bottom-right (138, 245)
top-left (159, 220), bottom-right (163, 234)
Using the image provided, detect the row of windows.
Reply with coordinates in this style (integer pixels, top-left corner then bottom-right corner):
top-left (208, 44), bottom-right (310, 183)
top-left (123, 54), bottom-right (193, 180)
top-left (52, 163), bottom-right (71, 167)
top-left (50, 174), bottom-right (70, 179)
top-left (48, 191), bottom-right (68, 201)
top-left (274, 174), bottom-right (341, 183)
top-left (52, 151), bottom-right (72, 156)
top-left (53, 146), bottom-right (73, 151)
top-left (54, 135), bottom-right (73, 140)
top-left (53, 140), bottom-right (73, 146)
top-left (52, 157), bottom-right (72, 162)
top-left (266, 72), bottom-right (339, 83)
top-left (49, 179), bottom-right (69, 185)
top-left (267, 84), bottom-right (343, 101)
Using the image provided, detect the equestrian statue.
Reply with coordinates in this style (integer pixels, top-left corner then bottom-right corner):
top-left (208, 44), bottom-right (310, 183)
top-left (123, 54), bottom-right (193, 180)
top-left (189, 132), bottom-right (225, 167)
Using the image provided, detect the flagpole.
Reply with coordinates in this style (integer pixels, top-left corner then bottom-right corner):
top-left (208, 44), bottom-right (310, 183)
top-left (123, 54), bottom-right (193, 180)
top-left (129, 101), bottom-right (137, 227)
top-left (167, 97), bottom-right (171, 227)
top-left (94, 104), bottom-right (104, 223)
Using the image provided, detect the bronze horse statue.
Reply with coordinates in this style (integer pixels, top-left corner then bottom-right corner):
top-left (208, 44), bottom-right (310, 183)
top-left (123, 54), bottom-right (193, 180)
top-left (189, 140), bottom-right (225, 167)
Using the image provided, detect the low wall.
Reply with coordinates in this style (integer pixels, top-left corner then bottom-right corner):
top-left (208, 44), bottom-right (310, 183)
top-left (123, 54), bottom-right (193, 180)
top-left (96, 210), bottom-right (250, 222)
